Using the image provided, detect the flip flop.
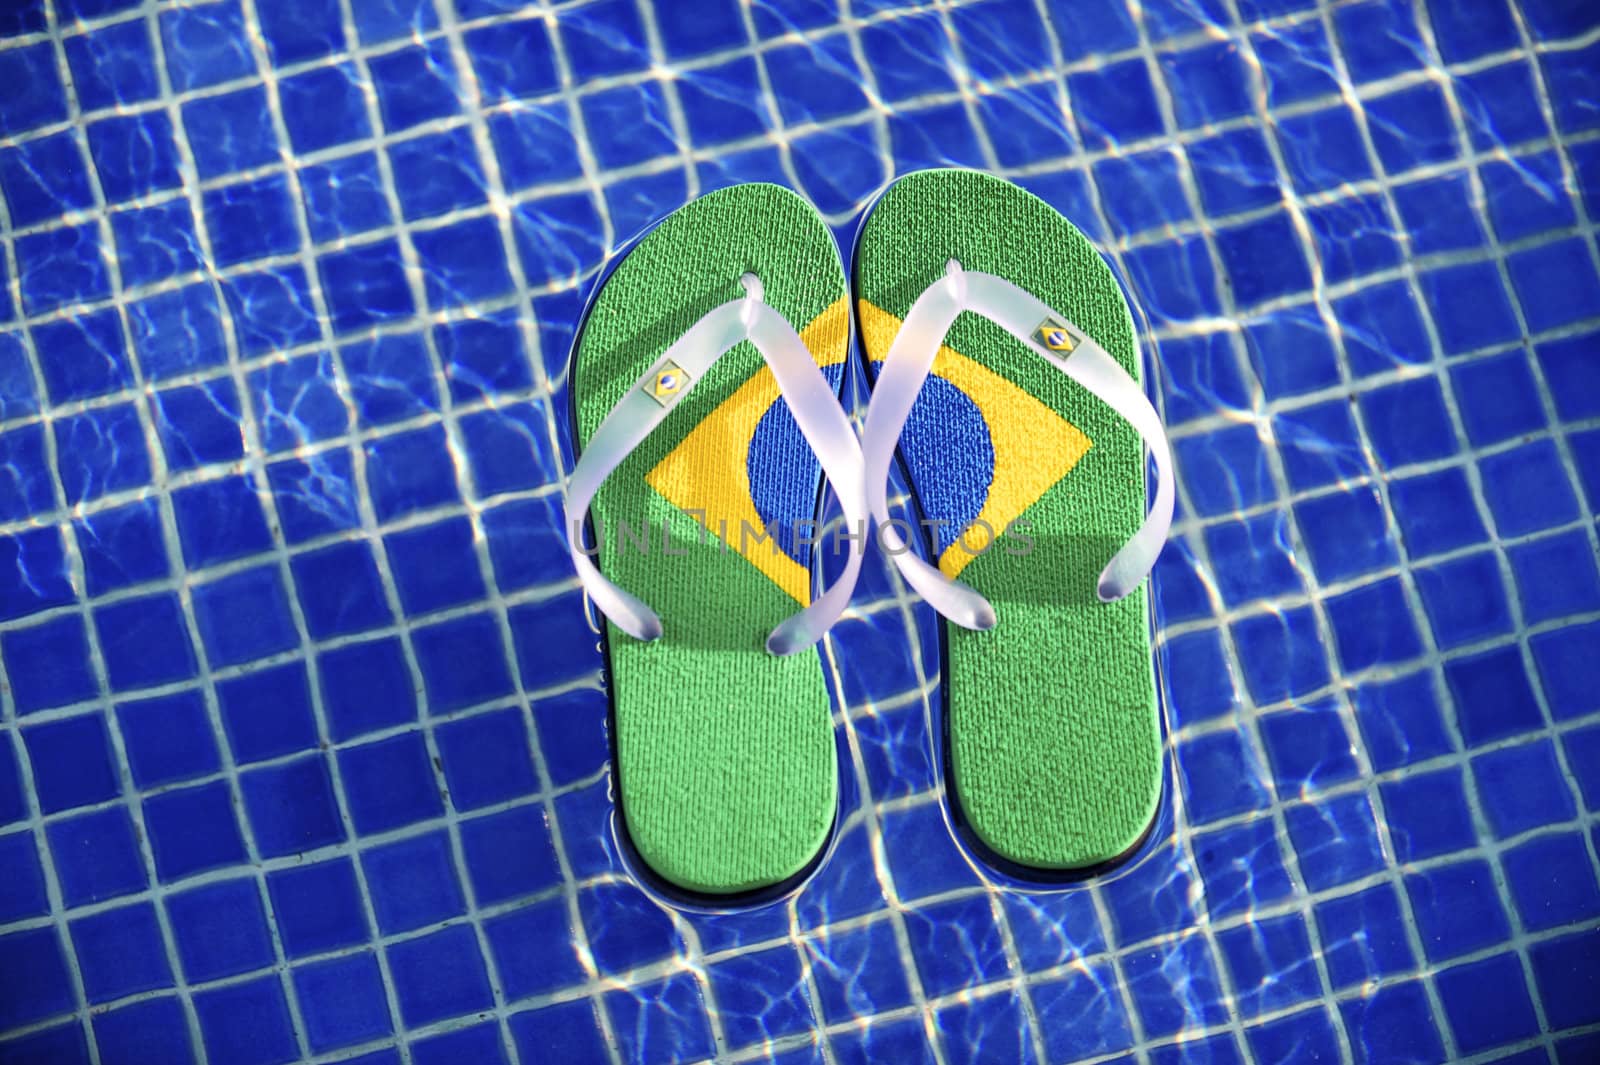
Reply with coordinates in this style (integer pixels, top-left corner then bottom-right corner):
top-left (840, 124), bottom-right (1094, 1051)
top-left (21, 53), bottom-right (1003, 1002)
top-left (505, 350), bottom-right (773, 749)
top-left (565, 183), bottom-right (862, 898)
top-left (853, 169), bottom-right (1174, 876)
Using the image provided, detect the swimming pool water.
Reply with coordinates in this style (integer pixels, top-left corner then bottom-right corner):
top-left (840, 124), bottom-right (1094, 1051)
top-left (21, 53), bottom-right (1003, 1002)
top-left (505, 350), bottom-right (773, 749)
top-left (1, 0), bottom-right (1598, 1062)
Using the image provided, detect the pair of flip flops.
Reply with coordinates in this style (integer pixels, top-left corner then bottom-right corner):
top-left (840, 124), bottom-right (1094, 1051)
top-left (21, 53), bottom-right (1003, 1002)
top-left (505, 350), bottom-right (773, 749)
top-left (565, 170), bottom-right (1173, 899)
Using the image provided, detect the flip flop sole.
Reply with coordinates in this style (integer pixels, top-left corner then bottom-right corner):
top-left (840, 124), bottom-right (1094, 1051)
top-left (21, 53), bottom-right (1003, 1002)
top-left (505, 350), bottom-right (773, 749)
top-left (854, 169), bottom-right (1163, 874)
top-left (570, 184), bottom-right (846, 897)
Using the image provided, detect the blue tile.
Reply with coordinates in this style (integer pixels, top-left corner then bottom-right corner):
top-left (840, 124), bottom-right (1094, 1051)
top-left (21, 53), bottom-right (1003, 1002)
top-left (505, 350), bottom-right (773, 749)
top-left (1451, 351), bottom-right (1545, 447)
top-left (512, 191), bottom-right (606, 289)
top-left (979, 83), bottom-right (1078, 170)
top-left (1510, 236), bottom-right (1600, 333)
top-left (167, 876), bottom-right (274, 982)
top-left (339, 732), bottom-right (443, 834)
top-left (366, 424), bottom-right (458, 521)
top-left (159, 0), bottom-right (254, 91)
top-left (807, 918), bottom-right (912, 1023)
top-left (1335, 0), bottom-right (1425, 81)
top-left (1068, 57), bottom-right (1164, 149)
top-left (1458, 61), bottom-right (1547, 151)
top-left (318, 635), bottom-right (419, 741)
top-left (1285, 791), bottom-right (1386, 890)
top-left (1253, 19), bottom-right (1338, 107)
top-left (0, 927), bottom-right (74, 1031)
top-left (218, 660), bottom-right (319, 765)
top-left (606, 165), bottom-right (693, 242)
top-left (1160, 40), bottom-right (1252, 127)
top-left (509, 594), bottom-right (598, 693)
top-left (22, 712), bottom-right (119, 814)
top-left (834, 1017), bottom-right (935, 1065)
top-left (1179, 730), bottom-right (1270, 825)
top-left (466, 16), bottom-right (557, 101)
top-left (669, 58), bottom-right (767, 150)
top-left (387, 924), bottom-right (493, 1027)
top-left (294, 951), bottom-right (392, 1054)
top-left (1188, 127), bottom-right (1279, 215)
top-left (1388, 468), bottom-right (1487, 559)
top-left (1539, 330), bottom-right (1600, 422)
top-left (182, 86), bottom-right (278, 179)
top-left (1482, 152), bottom-right (1576, 242)
top-left (17, 224), bottom-right (112, 314)
top-left (1473, 739), bottom-right (1574, 839)
top-left (0, 527), bottom-right (75, 623)
top-left (1246, 1009), bottom-right (1341, 1065)
top-left (1150, 1034), bottom-right (1239, 1065)
top-left (1360, 377), bottom-right (1458, 469)
top-left (414, 613), bottom-right (514, 715)
top-left (1522, 0), bottom-right (1600, 38)
top-left (268, 451), bottom-right (362, 546)
top-left (1124, 933), bottom-right (1230, 1036)
top-left (1445, 644), bottom-right (1544, 746)
top-left (0, 42), bottom-right (65, 136)
top-left (70, 901), bottom-right (172, 1004)
top-left (385, 516), bottom-right (486, 616)
top-left (154, 380), bottom-right (245, 471)
top-left (1407, 859), bottom-right (1511, 962)
top-left (1367, 83), bottom-right (1460, 175)
top-left (880, 799), bottom-right (980, 901)
top-left (607, 971), bottom-right (714, 1064)
top-left (174, 475), bottom-right (274, 569)
top-left (203, 175), bottom-right (300, 268)
top-left (710, 946), bottom-right (815, 1048)
top-left (1427, 0), bottom-right (1518, 62)
top-left (55, 402), bottom-right (150, 504)
top-left (1231, 605), bottom-right (1330, 704)
top-left (293, 543), bottom-right (393, 642)
top-left (1535, 619), bottom-right (1600, 721)
top-left (93, 997), bottom-right (195, 1065)
top-left (1033, 963), bottom-right (1135, 1061)
top-left (0, 0), bottom-right (41, 32)
top-left (1259, 702), bottom-right (1358, 794)
top-left (1415, 552), bottom-right (1512, 650)
top-left (222, 266), bottom-right (322, 355)
top-left (483, 496), bottom-right (565, 594)
top-left (112, 199), bottom-right (204, 287)
top-left (0, 134), bottom-right (93, 228)
top-left (129, 283), bottom-right (228, 382)
top-left (508, 1001), bottom-right (609, 1065)
top-left (342, 332), bottom-right (438, 427)
top-left (1326, 578), bottom-right (1424, 672)
top-left (1162, 629), bottom-right (1238, 727)
top-left (1335, 280), bottom-right (1433, 378)
top-left (1195, 817), bottom-right (1294, 919)
top-left (65, 20), bottom-right (158, 111)
top-left (350, 0), bottom-right (436, 43)
top-left (144, 779), bottom-right (247, 882)
top-left (1341, 980), bottom-right (1446, 1065)
top-left (1217, 914), bottom-right (1322, 1016)
top-left (1381, 767), bottom-right (1479, 862)
top-left (1356, 668), bottom-right (1459, 767)
top-left (1043, 1), bottom-right (1137, 60)
top-left (490, 105), bottom-right (583, 191)
top-left (1309, 193), bottom-right (1402, 284)
top-left (363, 829), bottom-right (465, 935)
top-left (2, 613), bottom-right (97, 715)
top-left (459, 804), bottom-right (561, 906)
top-left (256, 0), bottom-right (343, 65)
top-left (1095, 150), bottom-right (1190, 236)
top-left (435, 311), bottom-right (534, 406)
top-left (1511, 530), bottom-right (1600, 625)
top-left (436, 708), bottom-right (537, 811)
top-left (1217, 213), bottom-right (1311, 307)
top-left (949, 0), bottom-right (1053, 83)
top-left (1480, 439), bottom-right (1580, 538)
top-left (1575, 427), bottom-right (1600, 511)
top-left (1393, 172), bottom-right (1486, 255)
top-left (1156, 332), bottom-right (1250, 428)
top-left (1275, 106), bottom-right (1373, 195)
top-left (370, 40), bottom-right (461, 132)
top-left (1176, 425), bottom-right (1275, 517)
top-left (195, 976), bottom-right (298, 1065)
top-left (301, 152), bottom-right (392, 242)
top-left (1504, 831), bottom-right (1600, 932)
top-left (0, 336), bottom-right (34, 420)
top-left (240, 754), bottom-right (346, 858)
top-left (266, 857), bottom-right (370, 959)
top-left (559, 0), bottom-right (647, 78)
top-left (903, 895), bottom-right (1009, 1000)
top-left (389, 127), bottom-right (485, 221)
top-left (249, 352), bottom-right (349, 450)
top-left (487, 897), bottom-right (584, 1000)
top-left (1317, 884), bottom-right (1416, 989)
top-left (578, 878), bottom-right (685, 974)
top-left (1295, 486), bottom-right (1398, 584)
top-left (0, 739), bottom-right (22, 828)
top-left (531, 688), bottom-right (608, 787)
top-left (461, 403), bottom-right (559, 497)
top-left (117, 690), bottom-right (220, 790)
top-left (415, 216), bottom-right (514, 308)
top-left (0, 831), bottom-right (48, 923)
top-left (1531, 928), bottom-right (1600, 1030)
top-left (414, 1023), bottom-right (508, 1065)
top-left (763, 37), bottom-right (870, 128)
top-left (45, 807), bottom-right (147, 906)
top-left (1140, 0), bottom-right (1227, 38)
top-left (319, 238), bottom-right (415, 333)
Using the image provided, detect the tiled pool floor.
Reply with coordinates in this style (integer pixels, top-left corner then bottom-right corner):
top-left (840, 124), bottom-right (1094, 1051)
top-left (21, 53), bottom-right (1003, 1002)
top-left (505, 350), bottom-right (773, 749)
top-left (1, 0), bottom-right (1599, 1062)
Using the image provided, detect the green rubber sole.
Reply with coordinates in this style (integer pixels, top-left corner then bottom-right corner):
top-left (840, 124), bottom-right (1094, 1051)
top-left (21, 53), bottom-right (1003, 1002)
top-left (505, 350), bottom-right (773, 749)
top-left (571, 184), bottom-right (846, 897)
top-left (854, 169), bottom-right (1163, 873)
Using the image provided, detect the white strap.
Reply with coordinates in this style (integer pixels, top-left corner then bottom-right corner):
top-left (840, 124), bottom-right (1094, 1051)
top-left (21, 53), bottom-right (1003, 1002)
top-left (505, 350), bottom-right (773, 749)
top-left (862, 261), bottom-right (1173, 624)
top-left (565, 276), bottom-right (867, 656)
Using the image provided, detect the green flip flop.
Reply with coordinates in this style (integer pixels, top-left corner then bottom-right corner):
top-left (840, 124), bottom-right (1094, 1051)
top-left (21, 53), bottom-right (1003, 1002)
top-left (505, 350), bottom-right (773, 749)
top-left (853, 169), bottom-right (1173, 875)
top-left (565, 184), bottom-right (862, 897)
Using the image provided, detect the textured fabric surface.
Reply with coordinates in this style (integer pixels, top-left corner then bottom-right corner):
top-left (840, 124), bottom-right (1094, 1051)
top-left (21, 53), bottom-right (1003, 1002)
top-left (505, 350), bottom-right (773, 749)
top-left (572, 184), bottom-right (847, 895)
top-left (855, 169), bottom-right (1162, 870)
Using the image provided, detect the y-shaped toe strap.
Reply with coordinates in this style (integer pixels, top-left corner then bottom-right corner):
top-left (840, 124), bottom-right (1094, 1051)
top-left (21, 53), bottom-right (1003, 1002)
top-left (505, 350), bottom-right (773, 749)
top-left (566, 277), bottom-right (867, 656)
top-left (861, 262), bottom-right (1174, 627)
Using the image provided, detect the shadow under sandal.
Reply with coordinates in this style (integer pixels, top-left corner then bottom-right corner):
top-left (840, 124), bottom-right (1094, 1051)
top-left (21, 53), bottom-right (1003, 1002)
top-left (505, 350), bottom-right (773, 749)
top-left (566, 183), bottom-right (861, 898)
top-left (854, 169), bottom-right (1174, 876)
